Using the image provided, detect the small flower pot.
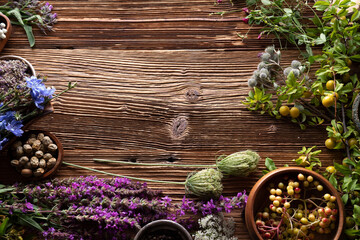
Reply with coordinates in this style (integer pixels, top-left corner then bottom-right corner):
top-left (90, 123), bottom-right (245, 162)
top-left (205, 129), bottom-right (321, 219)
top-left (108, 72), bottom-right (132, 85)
top-left (245, 167), bottom-right (344, 240)
top-left (352, 93), bottom-right (360, 132)
top-left (0, 130), bottom-right (63, 184)
top-left (0, 13), bottom-right (12, 52)
top-left (134, 220), bottom-right (192, 240)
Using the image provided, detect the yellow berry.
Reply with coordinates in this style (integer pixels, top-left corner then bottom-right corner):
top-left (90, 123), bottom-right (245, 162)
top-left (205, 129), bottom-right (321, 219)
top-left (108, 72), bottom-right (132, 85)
top-left (322, 95), bottom-right (335, 107)
top-left (279, 105), bottom-right (290, 116)
top-left (326, 80), bottom-right (335, 91)
top-left (325, 138), bottom-right (336, 149)
top-left (290, 107), bottom-right (300, 118)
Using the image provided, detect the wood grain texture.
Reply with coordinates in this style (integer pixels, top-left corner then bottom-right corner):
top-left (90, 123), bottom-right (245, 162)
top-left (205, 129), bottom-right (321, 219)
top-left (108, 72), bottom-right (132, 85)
top-left (3, 0), bottom-right (285, 50)
top-left (0, 0), bottom-right (340, 238)
top-left (0, 49), bottom-right (342, 238)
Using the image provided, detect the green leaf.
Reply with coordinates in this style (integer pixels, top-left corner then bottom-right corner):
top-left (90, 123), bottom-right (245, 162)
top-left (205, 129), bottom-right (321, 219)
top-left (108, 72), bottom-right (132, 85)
top-left (315, 33), bottom-right (327, 45)
top-left (23, 25), bottom-right (35, 48)
top-left (350, 55), bottom-right (360, 62)
top-left (312, 14), bottom-right (323, 27)
top-left (0, 217), bottom-right (9, 236)
top-left (18, 215), bottom-right (43, 232)
top-left (7, 8), bottom-right (24, 26)
top-left (342, 193), bottom-right (349, 204)
top-left (329, 173), bottom-right (338, 188)
top-left (313, 1), bottom-right (330, 11)
top-left (344, 228), bottom-right (360, 237)
top-left (265, 157), bottom-right (277, 171)
top-left (334, 162), bottom-right (351, 175)
top-left (0, 188), bottom-right (15, 194)
top-left (351, 9), bottom-right (360, 22)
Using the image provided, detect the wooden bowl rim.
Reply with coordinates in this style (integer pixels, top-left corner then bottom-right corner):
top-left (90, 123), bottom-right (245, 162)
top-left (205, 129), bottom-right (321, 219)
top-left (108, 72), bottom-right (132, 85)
top-left (0, 55), bottom-right (36, 76)
top-left (9, 130), bottom-right (63, 181)
top-left (245, 167), bottom-right (344, 240)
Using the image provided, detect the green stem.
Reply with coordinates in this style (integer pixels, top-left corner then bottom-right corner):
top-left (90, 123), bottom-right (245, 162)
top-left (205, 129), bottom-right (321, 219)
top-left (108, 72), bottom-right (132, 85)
top-left (43, 82), bottom-right (77, 106)
top-left (93, 158), bottom-right (216, 168)
top-left (63, 162), bottom-right (186, 185)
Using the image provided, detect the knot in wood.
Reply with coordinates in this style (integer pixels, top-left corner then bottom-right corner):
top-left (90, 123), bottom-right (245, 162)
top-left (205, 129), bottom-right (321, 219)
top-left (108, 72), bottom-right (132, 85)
top-left (185, 89), bottom-right (200, 103)
top-left (170, 116), bottom-right (188, 139)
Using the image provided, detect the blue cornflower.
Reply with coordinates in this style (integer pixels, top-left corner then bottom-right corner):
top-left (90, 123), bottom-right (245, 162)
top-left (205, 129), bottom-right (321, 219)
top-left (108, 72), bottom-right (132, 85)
top-left (5, 119), bottom-right (24, 137)
top-left (0, 111), bottom-right (16, 122)
top-left (26, 76), bottom-right (55, 110)
top-left (0, 137), bottom-right (9, 150)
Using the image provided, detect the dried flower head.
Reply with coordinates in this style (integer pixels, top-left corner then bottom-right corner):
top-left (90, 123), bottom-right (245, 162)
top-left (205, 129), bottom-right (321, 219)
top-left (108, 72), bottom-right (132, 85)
top-left (185, 168), bottom-right (223, 199)
top-left (216, 150), bottom-right (260, 176)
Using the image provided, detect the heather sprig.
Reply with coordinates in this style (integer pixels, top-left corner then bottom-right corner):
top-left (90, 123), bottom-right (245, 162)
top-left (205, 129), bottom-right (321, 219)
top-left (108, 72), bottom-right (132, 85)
top-left (0, 0), bottom-right (58, 47)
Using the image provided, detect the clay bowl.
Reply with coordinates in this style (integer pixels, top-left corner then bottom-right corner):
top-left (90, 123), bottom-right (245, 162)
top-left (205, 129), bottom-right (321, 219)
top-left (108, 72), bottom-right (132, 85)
top-left (134, 220), bottom-right (192, 240)
top-left (245, 167), bottom-right (344, 240)
top-left (0, 130), bottom-right (63, 184)
top-left (0, 13), bottom-right (12, 52)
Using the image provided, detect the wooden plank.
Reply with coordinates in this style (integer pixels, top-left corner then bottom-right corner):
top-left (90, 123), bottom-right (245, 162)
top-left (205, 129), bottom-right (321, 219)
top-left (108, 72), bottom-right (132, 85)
top-left (4, 0), bottom-right (286, 50)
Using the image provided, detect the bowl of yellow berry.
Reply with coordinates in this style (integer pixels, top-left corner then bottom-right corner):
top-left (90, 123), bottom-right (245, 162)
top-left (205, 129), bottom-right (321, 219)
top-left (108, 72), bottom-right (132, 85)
top-left (245, 167), bottom-right (344, 240)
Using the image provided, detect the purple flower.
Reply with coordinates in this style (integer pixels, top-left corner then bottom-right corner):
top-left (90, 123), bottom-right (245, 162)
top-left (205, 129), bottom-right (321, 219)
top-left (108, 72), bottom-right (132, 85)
top-left (25, 200), bottom-right (34, 211)
top-left (242, 7), bottom-right (250, 14)
top-left (161, 196), bottom-right (172, 208)
top-left (242, 18), bottom-right (249, 24)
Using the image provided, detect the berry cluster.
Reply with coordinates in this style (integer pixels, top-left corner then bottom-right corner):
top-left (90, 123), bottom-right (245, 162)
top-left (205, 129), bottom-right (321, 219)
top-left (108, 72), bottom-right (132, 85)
top-left (255, 173), bottom-right (338, 239)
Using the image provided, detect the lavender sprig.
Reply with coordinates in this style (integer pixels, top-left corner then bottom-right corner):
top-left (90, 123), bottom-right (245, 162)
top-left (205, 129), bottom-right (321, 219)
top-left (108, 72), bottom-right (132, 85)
top-left (0, 176), bottom-right (247, 239)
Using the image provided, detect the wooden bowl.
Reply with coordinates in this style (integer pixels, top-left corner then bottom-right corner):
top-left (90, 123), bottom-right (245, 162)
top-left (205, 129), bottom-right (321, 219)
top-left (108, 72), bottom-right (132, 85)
top-left (0, 130), bottom-right (63, 184)
top-left (245, 167), bottom-right (344, 240)
top-left (0, 13), bottom-right (12, 52)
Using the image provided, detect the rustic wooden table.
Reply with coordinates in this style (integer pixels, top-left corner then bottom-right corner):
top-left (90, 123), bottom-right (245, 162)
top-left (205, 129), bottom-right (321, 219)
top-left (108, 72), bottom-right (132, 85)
top-left (1, 0), bottom-right (342, 238)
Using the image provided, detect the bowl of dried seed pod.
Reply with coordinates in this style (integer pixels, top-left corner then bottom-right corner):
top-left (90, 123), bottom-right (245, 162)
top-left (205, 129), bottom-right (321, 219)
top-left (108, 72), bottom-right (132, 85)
top-left (8, 130), bottom-right (63, 180)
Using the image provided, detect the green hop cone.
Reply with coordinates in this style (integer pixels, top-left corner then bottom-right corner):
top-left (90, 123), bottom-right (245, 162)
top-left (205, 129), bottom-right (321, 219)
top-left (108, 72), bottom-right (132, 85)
top-left (185, 168), bottom-right (223, 199)
top-left (216, 150), bottom-right (260, 177)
